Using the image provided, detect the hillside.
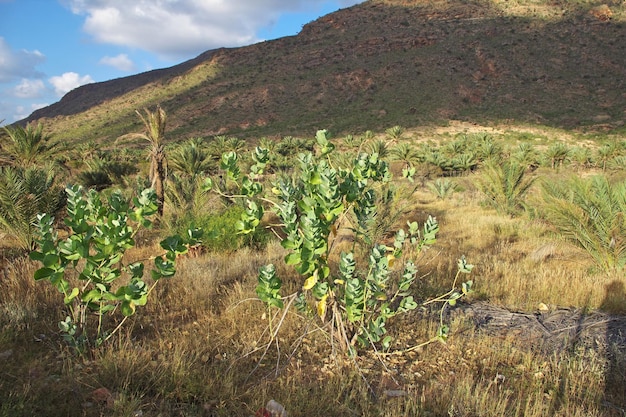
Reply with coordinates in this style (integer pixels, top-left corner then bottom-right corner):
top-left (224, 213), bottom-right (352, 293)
top-left (21, 0), bottom-right (626, 144)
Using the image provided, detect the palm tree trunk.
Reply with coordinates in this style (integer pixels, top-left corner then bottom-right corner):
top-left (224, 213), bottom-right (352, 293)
top-left (151, 148), bottom-right (166, 217)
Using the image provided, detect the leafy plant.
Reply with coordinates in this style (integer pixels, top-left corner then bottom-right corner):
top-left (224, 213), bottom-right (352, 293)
top-left (29, 185), bottom-right (201, 352)
top-left (385, 125), bottom-right (405, 141)
top-left (451, 153), bottom-right (477, 174)
top-left (475, 161), bottom-right (535, 216)
top-left (539, 175), bottom-right (625, 274)
top-left (207, 130), bottom-right (472, 354)
top-left (512, 143), bottom-right (540, 170)
top-left (428, 178), bottom-right (459, 200)
top-left (78, 152), bottom-right (138, 190)
top-left (168, 137), bottom-right (215, 177)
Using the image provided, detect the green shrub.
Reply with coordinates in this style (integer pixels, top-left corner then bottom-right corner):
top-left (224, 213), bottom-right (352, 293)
top-left (30, 185), bottom-right (201, 352)
top-left (428, 178), bottom-right (459, 200)
top-left (169, 204), bottom-right (271, 253)
top-left (208, 130), bottom-right (473, 355)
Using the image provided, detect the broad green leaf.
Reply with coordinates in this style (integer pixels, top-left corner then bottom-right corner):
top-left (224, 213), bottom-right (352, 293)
top-left (120, 301), bottom-right (136, 317)
top-left (33, 267), bottom-right (54, 280)
top-left (284, 252), bottom-right (301, 265)
top-left (63, 287), bottom-right (80, 305)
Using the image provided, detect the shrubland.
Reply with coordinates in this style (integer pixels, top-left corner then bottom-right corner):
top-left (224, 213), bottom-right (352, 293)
top-left (0, 119), bottom-right (624, 416)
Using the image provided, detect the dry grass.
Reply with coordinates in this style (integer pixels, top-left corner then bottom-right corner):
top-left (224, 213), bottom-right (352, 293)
top-left (1, 144), bottom-right (625, 416)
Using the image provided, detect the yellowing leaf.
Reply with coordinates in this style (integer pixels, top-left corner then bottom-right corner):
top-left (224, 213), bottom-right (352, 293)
top-left (303, 275), bottom-right (317, 290)
top-left (375, 292), bottom-right (388, 301)
top-left (317, 294), bottom-right (328, 320)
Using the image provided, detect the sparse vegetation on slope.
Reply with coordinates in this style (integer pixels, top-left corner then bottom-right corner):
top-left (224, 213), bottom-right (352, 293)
top-left (16, 0), bottom-right (626, 144)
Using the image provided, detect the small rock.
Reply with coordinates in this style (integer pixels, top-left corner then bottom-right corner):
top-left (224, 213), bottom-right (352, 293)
top-left (0, 349), bottom-right (13, 359)
top-left (384, 389), bottom-right (408, 398)
top-left (91, 387), bottom-right (113, 403)
top-left (265, 399), bottom-right (288, 417)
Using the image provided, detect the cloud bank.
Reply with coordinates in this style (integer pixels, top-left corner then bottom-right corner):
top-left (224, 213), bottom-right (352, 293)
top-left (66, 0), bottom-right (362, 60)
top-left (49, 72), bottom-right (95, 96)
top-left (0, 37), bottom-right (46, 83)
top-left (99, 53), bottom-right (135, 71)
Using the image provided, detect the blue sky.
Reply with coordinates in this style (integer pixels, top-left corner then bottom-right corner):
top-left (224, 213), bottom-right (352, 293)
top-left (0, 0), bottom-right (363, 124)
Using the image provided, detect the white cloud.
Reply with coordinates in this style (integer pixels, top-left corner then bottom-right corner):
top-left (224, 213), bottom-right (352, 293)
top-left (12, 78), bottom-right (46, 98)
top-left (49, 72), bottom-right (94, 96)
top-left (0, 37), bottom-right (46, 83)
top-left (11, 102), bottom-right (48, 121)
top-left (99, 53), bottom-right (135, 71)
top-left (65, 0), bottom-right (363, 60)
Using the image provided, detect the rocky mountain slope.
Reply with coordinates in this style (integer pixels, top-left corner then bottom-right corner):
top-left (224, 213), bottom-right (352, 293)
top-left (21, 0), bottom-right (626, 144)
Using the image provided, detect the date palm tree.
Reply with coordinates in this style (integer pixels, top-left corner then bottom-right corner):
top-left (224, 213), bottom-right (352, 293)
top-left (169, 138), bottom-right (214, 177)
top-left (544, 142), bottom-right (570, 170)
top-left (475, 161), bottom-right (535, 216)
top-left (0, 122), bottom-right (60, 167)
top-left (540, 175), bottom-right (625, 274)
top-left (120, 105), bottom-right (167, 217)
top-left (390, 142), bottom-right (421, 170)
top-left (0, 165), bottom-right (64, 250)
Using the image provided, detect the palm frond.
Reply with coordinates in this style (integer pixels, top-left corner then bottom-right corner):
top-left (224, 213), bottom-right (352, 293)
top-left (539, 175), bottom-right (625, 273)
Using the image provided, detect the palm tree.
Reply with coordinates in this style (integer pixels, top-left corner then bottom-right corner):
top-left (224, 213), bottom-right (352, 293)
top-left (119, 105), bottom-right (168, 217)
top-left (452, 153), bottom-right (477, 175)
top-left (366, 139), bottom-right (391, 160)
top-left (390, 143), bottom-right (421, 170)
top-left (385, 125), bottom-right (405, 141)
top-left (0, 166), bottom-right (64, 250)
top-left (540, 175), bottom-right (625, 274)
top-left (426, 150), bottom-right (453, 173)
top-left (596, 142), bottom-right (619, 171)
top-left (428, 178), bottom-right (459, 200)
top-left (512, 143), bottom-right (540, 170)
top-left (544, 142), bottom-right (570, 170)
top-left (570, 146), bottom-right (593, 171)
top-left (475, 161), bottom-right (535, 216)
top-left (475, 135), bottom-right (504, 164)
top-left (169, 138), bottom-right (214, 177)
top-left (0, 123), bottom-right (60, 167)
top-left (442, 138), bottom-right (468, 159)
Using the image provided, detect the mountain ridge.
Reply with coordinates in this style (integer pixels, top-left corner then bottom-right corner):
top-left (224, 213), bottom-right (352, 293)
top-left (20, 0), bottom-right (626, 144)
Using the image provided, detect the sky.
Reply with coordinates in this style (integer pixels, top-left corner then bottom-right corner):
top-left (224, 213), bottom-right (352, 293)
top-left (0, 0), bottom-right (364, 125)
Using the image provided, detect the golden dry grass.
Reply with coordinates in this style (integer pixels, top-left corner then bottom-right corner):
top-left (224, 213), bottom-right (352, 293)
top-left (1, 129), bottom-right (624, 415)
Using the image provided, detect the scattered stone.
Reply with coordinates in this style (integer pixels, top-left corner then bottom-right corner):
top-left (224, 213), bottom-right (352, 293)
top-left (383, 389), bottom-right (408, 398)
top-left (538, 303), bottom-right (549, 312)
top-left (0, 349), bottom-right (13, 359)
top-left (265, 400), bottom-right (288, 417)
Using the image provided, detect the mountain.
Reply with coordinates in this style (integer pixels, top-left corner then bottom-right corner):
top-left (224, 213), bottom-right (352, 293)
top-left (21, 0), bottom-right (626, 144)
